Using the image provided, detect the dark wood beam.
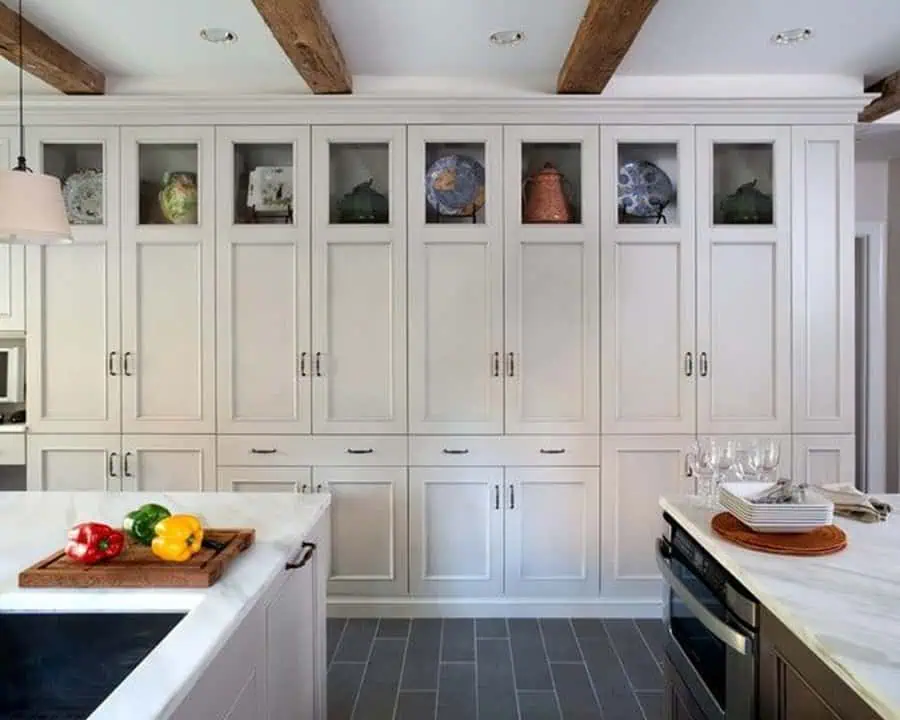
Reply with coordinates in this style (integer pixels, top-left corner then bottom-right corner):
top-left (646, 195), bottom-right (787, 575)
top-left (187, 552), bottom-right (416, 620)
top-left (557, 0), bottom-right (657, 94)
top-left (860, 71), bottom-right (900, 122)
top-left (252, 0), bottom-right (351, 94)
top-left (0, 4), bottom-right (104, 94)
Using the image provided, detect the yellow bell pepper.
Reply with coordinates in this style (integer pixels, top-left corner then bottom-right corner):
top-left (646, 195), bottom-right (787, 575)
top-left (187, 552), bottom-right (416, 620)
top-left (151, 514), bottom-right (204, 562)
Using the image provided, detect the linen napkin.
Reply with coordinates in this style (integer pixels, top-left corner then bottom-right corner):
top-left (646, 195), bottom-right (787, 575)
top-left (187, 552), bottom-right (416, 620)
top-left (816, 483), bottom-right (892, 523)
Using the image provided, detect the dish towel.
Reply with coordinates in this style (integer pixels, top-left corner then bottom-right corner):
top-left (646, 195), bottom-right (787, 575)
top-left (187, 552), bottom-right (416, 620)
top-left (816, 484), bottom-right (892, 522)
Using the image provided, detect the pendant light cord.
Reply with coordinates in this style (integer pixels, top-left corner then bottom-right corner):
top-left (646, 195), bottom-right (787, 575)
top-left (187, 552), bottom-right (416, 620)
top-left (14, 0), bottom-right (26, 172)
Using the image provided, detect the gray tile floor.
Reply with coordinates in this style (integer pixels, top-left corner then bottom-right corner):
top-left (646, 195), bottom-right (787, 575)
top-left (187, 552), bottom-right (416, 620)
top-left (327, 618), bottom-right (666, 720)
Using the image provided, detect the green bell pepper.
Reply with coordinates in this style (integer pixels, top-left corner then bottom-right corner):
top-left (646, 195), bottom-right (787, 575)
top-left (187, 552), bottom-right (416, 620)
top-left (123, 503), bottom-right (172, 545)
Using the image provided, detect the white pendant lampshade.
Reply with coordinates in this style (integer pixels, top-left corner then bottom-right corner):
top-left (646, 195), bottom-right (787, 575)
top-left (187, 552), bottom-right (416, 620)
top-left (0, 170), bottom-right (72, 244)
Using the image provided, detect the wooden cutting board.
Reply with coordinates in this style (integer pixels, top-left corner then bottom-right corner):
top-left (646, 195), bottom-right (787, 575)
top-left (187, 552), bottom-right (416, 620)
top-left (18, 528), bottom-right (255, 589)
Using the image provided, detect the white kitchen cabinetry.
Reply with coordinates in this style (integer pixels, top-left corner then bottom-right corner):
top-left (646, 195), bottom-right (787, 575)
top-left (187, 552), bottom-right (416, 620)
top-left (696, 126), bottom-right (792, 436)
top-left (791, 126), bottom-right (855, 435)
top-left (216, 127), bottom-right (311, 435)
top-left (218, 466), bottom-right (312, 493)
top-left (792, 435), bottom-right (855, 487)
top-left (311, 126), bottom-right (407, 435)
top-left (601, 126), bottom-right (696, 435)
top-left (601, 435), bottom-right (694, 598)
top-left (0, 132), bottom-right (24, 333)
top-left (27, 434), bottom-right (215, 492)
top-left (121, 127), bottom-right (216, 434)
top-left (27, 127), bottom-right (121, 434)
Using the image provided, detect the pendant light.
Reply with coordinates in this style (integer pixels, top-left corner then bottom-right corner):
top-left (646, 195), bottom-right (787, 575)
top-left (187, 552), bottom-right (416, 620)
top-left (0, 0), bottom-right (71, 244)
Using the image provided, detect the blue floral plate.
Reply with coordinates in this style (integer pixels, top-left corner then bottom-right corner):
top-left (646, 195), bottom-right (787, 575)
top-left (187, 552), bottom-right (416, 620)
top-left (618, 161), bottom-right (674, 218)
top-left (425, 154), bottom-right (486, 217)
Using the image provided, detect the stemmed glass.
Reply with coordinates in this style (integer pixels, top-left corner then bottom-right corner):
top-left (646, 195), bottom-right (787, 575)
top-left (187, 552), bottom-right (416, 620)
top-left (746, 438), bottom-right (781, 483)
top-left (688, 438), bottom-right (717, 507)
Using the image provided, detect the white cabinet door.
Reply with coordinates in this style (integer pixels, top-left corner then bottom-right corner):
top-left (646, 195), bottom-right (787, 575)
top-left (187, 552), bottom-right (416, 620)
top-left (27, 127), bottom-right (121, 434)
top-left (311, 126), bottom-right (406, 435)
top-left (504, 467), bottom-right (599, 597)
top-left (120, 435), bottom-right (215, 492)
top-left (315, 466), bottom-right (407, 596)
top-left (120, 127), bottom-right (216, 434)
top-left (601, 126), bottom-right (696, 435)
top-left (218, 466), bottom-right (312, 494)
top-left (696, 127), bottom-right (792, 435)
top-left (792, 127), bottom-right (855, 434)
top-left (408, 125), bottom-right (504, 435)
top-left (792, 435), bottom-right (855, 487)
top-left (216, 127), bottom-right (311, 435)
top-left (0, 131), bottom-right (23, 333)
top-left (26, 434), bottom-right (122, 491)
top-left (409, 466), bottom-right (503, 597)
top-left (504, 127), bottom-right (600, 434)
top-left (601, 435), bottom-right (694, 598)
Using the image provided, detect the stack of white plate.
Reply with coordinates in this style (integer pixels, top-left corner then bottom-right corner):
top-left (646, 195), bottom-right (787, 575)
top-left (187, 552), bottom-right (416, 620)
top-left (719, 481), bottom-right (834, 533)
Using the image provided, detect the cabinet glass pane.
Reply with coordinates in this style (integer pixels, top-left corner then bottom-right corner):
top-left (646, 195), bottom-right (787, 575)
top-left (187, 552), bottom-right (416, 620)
top-left (138, 143), bottom-right (199, 225)
top-left (521, 142), bottom-right (581, 224)
top-left (234, 142), bottom-right (294, 225)
top-left (712, 143), bottom-right (774, 225)
top-left (43, 143), bottom-right (104, 226)
top-left (329, 142), bottom-right (389, 225)
top-left (424, 141), bottom-right (486, 224)
top-left (617, 142), bottom-right (679, 226)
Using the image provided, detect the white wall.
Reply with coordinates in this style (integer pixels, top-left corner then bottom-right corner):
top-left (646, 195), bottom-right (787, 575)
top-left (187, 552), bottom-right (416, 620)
top-left (856, 161), bottom-right (889, 222)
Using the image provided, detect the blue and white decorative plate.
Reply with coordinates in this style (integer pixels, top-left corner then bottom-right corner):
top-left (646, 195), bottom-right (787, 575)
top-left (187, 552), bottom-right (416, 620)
top-left (425, 154), bottom-right (486, 217)
top-left (617, 161), bottom-right (674, 218)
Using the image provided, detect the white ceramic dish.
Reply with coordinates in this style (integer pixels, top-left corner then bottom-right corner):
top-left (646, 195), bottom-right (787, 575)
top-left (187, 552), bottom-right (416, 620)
top-left (719, 481), bottom-right (833, 533)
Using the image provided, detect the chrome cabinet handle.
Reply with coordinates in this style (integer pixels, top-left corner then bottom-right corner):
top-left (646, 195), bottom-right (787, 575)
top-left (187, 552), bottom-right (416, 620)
top-left (285, 541), bottom-right (316, 570)
top-left (346, 448), bottom-right (374, 455)
top-left (492, 352), bottom-right (500, 378)
top-left (250, 448), bottom-right (278, 455)
top-left (507, 352), bottom-right (515, 377)
top-left (442, 448), bottom-right (470, 455)
top-left (684, 351), bottom-right (693, 377)
top-left (123, 352), bottom-right (134, 376)
top-left (299, 352), bottom-right (308, 377)
top-left (123, 452), bottom-right (134, 478)
top-left (539, 448), bottom-right (566, 455)
top-left (108, 452), bottom-right (118, 478)
top-left (509, 483), bottom-right (516, 509)
top-left (494, 484), bottom-right (500, 510)
top-left (108, 351), bottom-right (118, 377)
top-left (314, 352), bottom-right (323, 377)
top-left (699, 352), bottom-right (709, 377)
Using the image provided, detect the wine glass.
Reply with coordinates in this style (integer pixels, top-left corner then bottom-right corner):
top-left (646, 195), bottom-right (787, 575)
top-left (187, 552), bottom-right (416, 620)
top-left (690, 438), bottom-right (717, 506)
top-left (758, 438), bottom-right (781, 482)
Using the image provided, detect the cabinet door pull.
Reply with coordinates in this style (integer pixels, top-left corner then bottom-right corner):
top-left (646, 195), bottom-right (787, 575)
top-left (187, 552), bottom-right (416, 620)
top-left (108, 351), bottom-right (118, 377)
top-left (299, 352), bottom-right (308, 378)
top-left (507, 352), bottom-right (515, 377)
top-left (316, 483), bottom-right (323, 492)
top-left (285, 541), bottom-right (316, 570)
top-left (346, 448), bottom-right (374, 455)
top-left (108, 452), bottom-right (118, 478)
top-left (123, 452), bottom-right (134, 478)
top-left (442, 448), bottom-right (470, 455)
top-left (301, 483), bottom-right (309, 493)
top-left (684, 352), bottom-right (693, 377)
top-left (494, 484), bottom-right (500, 510)
top-left (314, 352), bottom-right (323, 377)
top-left (250, 448), bottom-right (278, 455)
top-left (509, 483), bottom-right (516, 509)
top-left (539, 448), bottom-right (566, 455)
top-left (699, 352), bottom-right (709, 377)
top-left (492, 352), bottom-right (500, 377)
top-left (684, 452), bottom-right (694, 479)
top-left (123, 352), bottom-right (134, 376)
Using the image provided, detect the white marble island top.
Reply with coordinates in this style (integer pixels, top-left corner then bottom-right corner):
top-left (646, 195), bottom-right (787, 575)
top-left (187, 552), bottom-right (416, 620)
top-left (661, 494), bottom-right (900, 720)
top-left (0, 490), bottom-right (330, 720)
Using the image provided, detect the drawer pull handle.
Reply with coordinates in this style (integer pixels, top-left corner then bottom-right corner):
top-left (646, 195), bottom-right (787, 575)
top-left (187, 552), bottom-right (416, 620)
top-left (108, 351), bottom-right (118, 377)
top-left (299, 352), bottom-right (308, 377)
top-left (509, 483), bottom-right (515, 509)
top-left (314, 352), bottom-right (323, 377)
top-left (301, 483), bottom-right (309, 493)
top-left (123, 451), bottom-right (134, 478)
top-left (108, 452), bottom-right (118, 478)
top-left (442, 448), bottom-right (470, 455)
top-left (347, 448), bottom-right (374, 455)
top-left (494, 484), bottom-right (500, 510)
top-left (285, 541), bottom-right (316, 570)
top-left (316, 483), bottom-right (323, 492)
top-left (539, 448), bottom-right (566, 455)
top-left (699, 352), bottom-right (709, 377)
top-left (123, 352), bottom-right (134, 377)
top-left (250, 448), bottom-right (278, 455)
top-left (492, 352), bottom-right (500, 378)
top-left (507, 351), bottom-right (515, 377)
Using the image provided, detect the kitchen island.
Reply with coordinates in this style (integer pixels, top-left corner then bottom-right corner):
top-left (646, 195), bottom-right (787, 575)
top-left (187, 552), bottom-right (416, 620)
top-left (0, 491), bottom-right (330, 720)
top-left (661, 495), bottom-right (900, 720)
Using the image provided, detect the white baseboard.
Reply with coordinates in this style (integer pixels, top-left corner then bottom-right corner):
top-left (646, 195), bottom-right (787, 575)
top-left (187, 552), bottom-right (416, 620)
top-left (327, 596), bottom-right (663, 619)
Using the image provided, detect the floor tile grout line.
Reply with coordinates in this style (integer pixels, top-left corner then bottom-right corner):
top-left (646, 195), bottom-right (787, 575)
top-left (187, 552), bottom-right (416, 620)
top-left (539, 619), bottom-right (565, 720)
top-left (506, 634), bottom-right (523, 720)
top-left (603, 619), bottom-right (651, 719)
top-left (621, 619), bottom-right (664, 693)
top-left (633, 619), bottom-right (665, 671)
top-left (328, 617), bottom-right (349, 673)
top-left (348, 618), bottom-right (381, 720)
top-left (568, 618), bottom-right (605, 718)
top-left (391, 620), bottom-right (413, 720)
top-left (434, 619), bottom-right (443, 720)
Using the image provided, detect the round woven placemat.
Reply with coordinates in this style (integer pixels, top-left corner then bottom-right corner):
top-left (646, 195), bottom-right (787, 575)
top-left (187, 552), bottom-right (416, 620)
top-left (711, 512), bottom-right (847, 556)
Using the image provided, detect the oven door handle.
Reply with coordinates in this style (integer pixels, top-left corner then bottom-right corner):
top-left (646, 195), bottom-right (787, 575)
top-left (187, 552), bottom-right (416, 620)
top-left (656, 538), bottom-right (752, 656)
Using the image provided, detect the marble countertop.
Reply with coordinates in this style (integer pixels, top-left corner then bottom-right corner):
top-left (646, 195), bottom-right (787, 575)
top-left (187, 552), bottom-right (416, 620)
top-left (660, 495), bottom-right (900, 720)
top-left (0, 490), bottom-right (331, 720)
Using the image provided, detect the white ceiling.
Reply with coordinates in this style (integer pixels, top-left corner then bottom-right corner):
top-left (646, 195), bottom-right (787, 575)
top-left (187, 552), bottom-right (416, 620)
top-left (1, 0), bottom-right (900, 95)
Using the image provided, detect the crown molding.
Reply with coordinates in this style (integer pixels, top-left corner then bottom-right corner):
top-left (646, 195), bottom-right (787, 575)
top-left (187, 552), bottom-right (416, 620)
top-left (0, 94), bottom-right (871, 126)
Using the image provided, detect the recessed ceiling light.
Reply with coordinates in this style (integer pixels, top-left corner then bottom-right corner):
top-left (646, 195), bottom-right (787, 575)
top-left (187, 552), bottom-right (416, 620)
top-left (770, 28), bottom-right (813, 46)
top-left (489, 30), bottom-right (525, 47)
top-left (200, 28), bottom-right (238, 44)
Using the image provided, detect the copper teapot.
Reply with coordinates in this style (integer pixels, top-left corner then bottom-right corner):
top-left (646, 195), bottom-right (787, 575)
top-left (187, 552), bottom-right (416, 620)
top-left (523, 162), bottom-right (572, 223)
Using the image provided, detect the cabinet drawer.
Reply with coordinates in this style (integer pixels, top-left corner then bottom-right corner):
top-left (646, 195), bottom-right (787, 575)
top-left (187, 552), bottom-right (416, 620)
top-left (410, 436), bottom-right (599, 466)
top-left (217, 436), bottom-right (406, 467)
top-left (0, 433), bottom-right (26, 465)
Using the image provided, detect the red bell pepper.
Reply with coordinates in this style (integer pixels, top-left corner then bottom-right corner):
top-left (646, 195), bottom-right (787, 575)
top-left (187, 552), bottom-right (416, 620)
top-left (64, 522), bottom-right (125, 564)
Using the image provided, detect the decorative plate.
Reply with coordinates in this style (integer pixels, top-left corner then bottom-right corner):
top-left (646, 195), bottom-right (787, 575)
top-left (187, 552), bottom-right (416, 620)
top-left (247, 166), bottom-right (293, 212)
top-left (425, 154), bottom-right (486, 217)
top-left (617, 161), bottom-right (674, 218)
top-left (62, 168), bottom-right (103, 225)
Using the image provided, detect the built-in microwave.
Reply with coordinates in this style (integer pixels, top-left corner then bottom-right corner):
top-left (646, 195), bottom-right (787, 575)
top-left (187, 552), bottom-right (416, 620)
top-left (0, 346), bottom-right (24, 403)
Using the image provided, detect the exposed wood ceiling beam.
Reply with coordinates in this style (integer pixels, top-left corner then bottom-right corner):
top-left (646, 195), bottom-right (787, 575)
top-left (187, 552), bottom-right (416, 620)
top-left (0, 4), bottom-right (104, 94)
top-left (252, 0), bottom-right (351, 94)
top-left (557, 0), bottom-right (658, 94)
top-left (859, 71), bottom-right (900, 122)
